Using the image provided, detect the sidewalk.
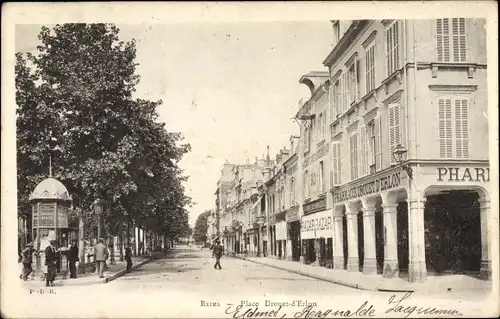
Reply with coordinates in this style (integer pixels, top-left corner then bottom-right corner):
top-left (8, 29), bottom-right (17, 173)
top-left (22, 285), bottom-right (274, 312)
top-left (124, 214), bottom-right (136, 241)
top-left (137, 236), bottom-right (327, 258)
top-left (234, 255), bottom-right (492, 294)
top-left (22, 256), bottom-right (152, 287)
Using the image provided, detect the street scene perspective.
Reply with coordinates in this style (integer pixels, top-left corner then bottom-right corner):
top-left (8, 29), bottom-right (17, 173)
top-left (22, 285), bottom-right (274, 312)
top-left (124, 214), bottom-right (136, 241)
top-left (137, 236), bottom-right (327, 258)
top-left (12, 17), bottom-right (494, 318)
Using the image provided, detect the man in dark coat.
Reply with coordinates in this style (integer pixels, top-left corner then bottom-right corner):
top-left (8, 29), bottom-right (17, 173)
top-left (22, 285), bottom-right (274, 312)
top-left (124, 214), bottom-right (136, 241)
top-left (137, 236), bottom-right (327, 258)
top-left (212, 240), bottom-right (224, 270)
top-left (20, 242), bottom-right (36, 280)
top-left (68, 240), bottom-right (79, 278)
top-left (45, 240), bottom-right (58, 287)
top-left (124, 242), bottom-right (133, 272)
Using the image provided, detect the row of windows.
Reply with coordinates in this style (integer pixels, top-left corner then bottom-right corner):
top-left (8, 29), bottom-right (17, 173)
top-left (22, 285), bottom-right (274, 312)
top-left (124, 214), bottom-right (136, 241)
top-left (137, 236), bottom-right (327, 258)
top-left (328, 19), bottom-right (468, 123)
top-left (303, 161), bottom-right (327, 199)
top-left (331, 97), bottom-right (470, 184)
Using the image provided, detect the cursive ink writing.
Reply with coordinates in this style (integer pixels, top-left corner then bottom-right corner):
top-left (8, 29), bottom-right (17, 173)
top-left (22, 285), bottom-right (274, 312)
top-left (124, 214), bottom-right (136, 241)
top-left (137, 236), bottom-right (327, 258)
top-left (293, 302), bottom-right (376, 318)
top-left (225, 304), bottom-right (287, 319)
top-left (386, 292), bottom-right (462, 318)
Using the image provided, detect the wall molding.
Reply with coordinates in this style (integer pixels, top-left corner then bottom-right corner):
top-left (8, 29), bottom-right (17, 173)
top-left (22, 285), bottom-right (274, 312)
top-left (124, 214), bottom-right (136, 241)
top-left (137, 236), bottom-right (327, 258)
top-left (428, 84), bottom-right (478, 92)
top-left (361, 30), bottom-right (378, 48)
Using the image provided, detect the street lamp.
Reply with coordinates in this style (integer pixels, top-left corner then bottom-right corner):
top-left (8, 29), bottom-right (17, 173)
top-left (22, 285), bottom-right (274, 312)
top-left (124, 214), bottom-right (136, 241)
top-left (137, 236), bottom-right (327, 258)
top-left (392, 144), bottom-right (413, 180)
top-left (93, 199), bottom-right (105, 241)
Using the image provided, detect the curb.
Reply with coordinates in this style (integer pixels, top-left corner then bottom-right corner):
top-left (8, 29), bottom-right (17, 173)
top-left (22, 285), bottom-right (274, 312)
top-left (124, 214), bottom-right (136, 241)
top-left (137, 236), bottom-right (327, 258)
top-left (103, 258), bottom-right (153, 284)
top-left (233, 255), bottom-right (375, 292)
top-left (234, 256), bottom-right (492, 294)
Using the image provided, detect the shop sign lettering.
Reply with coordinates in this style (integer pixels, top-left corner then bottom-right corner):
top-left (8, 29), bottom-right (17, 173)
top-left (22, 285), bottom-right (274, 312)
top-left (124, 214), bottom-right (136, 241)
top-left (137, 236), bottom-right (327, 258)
top-left (333, 172), bottom-right (401, 203)
top-left (303, 143), bottom-right (329, 168)
top-left (303, 197), bottom-right (327, 215)
top-left (302, 216), bottom-right (333, 233)
top-left (437, 167), bottom-right (490, 182)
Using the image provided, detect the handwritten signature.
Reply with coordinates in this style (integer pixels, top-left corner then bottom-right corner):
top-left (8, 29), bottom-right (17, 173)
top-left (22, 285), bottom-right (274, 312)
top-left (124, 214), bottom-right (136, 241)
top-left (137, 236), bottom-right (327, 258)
top-left (224, 292), bottom-right (462, 318)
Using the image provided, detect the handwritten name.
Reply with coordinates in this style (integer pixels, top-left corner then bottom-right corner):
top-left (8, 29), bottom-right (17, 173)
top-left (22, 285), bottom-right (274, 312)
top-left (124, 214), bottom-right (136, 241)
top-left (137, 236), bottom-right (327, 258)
top-left (225, 304), bottom-right (286, 319)
top-left (386, 292), bottom-right (462, 318)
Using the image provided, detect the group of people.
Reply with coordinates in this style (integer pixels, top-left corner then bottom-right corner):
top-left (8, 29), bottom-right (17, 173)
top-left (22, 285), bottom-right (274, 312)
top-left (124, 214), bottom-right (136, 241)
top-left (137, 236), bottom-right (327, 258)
top-left (19, 238), bottom-right (134, 286)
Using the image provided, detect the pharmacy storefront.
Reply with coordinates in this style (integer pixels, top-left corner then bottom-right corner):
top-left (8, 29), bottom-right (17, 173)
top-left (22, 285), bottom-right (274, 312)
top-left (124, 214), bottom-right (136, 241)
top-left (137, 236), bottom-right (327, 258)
top-left (300, 197), bottom-right (333, 268)
top-left (415, 162), bottom-right (492, 280)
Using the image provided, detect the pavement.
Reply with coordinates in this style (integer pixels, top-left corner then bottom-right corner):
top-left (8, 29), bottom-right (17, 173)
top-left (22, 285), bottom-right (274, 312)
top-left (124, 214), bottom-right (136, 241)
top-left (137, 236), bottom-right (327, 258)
top-left (6, 245), bottom-right (497, 318)
top-left (20, 255), bottom-right (153, 287)
top-left (234, 254), bottom-right (493, 294)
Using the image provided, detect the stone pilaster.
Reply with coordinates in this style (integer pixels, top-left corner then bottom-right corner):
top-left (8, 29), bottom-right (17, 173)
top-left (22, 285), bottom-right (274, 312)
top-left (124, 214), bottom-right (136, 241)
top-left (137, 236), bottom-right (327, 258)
top-left (333, 215), bottom-right (344, 269)
top-left (382, 203), bottom-right (399, 278)
top-left (345, 205), bottom-right (359, 272)
top-left (362, 202), bottom-right (377, 275)
top-left (479, 197), bottom-right (492, 280)
top-left (408, 199), bottom-right (427, 283)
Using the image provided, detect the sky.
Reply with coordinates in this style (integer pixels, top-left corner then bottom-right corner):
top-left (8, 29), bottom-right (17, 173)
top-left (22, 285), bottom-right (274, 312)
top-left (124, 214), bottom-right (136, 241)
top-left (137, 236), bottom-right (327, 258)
top-left (15, 22), bottom-right (334, 227)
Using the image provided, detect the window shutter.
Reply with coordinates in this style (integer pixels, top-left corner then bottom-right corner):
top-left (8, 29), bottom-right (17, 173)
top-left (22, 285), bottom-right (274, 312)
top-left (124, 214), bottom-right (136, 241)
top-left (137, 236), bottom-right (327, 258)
top-left (360, 126), bottom-right (367, 176)
top-left (386, 27), bottom-right (392, 76)
top-left (438, 98), bottom-right (453, 158)
top-left (338, 143), bottom-right (342, 184)
top-left (388, 105), bottom-right (396, 163)
top-left (437, 19), bottom-right (451, 62)
top-left (376, 116), bottom-right (382, 170)
top-left (459, 18), bottom-right (466, 61)
top-left (455, 99), bottom-right (469, 158)
top-left (437, 19), bottom-right (443, 61)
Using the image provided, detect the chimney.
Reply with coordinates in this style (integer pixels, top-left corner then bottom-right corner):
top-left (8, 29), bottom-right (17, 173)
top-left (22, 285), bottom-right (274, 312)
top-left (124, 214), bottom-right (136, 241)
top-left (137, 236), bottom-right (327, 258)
top-left (266, 145), bottom-right (270, 161)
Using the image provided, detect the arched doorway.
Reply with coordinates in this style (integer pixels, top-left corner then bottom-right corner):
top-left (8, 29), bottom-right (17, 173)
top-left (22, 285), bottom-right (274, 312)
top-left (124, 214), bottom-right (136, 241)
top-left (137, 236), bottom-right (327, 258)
top-left (424, 190), bottom-right (481, 275)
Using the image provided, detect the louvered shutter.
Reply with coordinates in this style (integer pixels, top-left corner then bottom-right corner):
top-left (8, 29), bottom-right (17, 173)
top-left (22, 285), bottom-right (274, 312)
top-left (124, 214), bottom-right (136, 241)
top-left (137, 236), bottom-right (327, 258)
top-left (376, 116), bottom-right (382, 170)
top-left (338, 143), bottom-right (342, 184)
top-left (452, 18), bottom-right (467, 62)
top-left (437, 19), bottom-right (451, 62)
top-left (455, 99), bottom-right (469, 158)
top-left (437, 19), bottom-right (443, 61)
top-left (386, 27), bottom-right (392, 76)
top-left (459, 19), bottom-right (466, 61)
top-left (388, 105), bottom-right (396, 163)
top-left (360, 126), bottom-right (367, 176)
top-left (438, 98), bottom-right (453, 158)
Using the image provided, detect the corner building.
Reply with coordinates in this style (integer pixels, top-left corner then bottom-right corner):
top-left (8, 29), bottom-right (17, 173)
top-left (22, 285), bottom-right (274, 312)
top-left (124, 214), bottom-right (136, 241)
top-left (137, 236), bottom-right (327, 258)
top-left (323, 19), bottom-right (490, 282)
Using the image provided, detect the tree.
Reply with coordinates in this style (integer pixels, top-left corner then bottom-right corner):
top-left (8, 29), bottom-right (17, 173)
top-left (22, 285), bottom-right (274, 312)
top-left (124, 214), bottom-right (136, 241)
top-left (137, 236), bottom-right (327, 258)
top-left (192, 211), bottom-right (211, 244)
top-left (16, 23), bottom-right (191, 242)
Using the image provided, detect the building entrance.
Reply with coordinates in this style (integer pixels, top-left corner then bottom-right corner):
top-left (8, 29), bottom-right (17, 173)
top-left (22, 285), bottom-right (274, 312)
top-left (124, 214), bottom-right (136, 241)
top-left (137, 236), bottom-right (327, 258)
top-left (424, 191), bottom-right (481, 274)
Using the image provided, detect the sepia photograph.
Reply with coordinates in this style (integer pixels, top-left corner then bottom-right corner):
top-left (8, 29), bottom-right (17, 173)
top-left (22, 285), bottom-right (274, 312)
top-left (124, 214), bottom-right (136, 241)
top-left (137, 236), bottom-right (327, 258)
top-left (1, 2), bottom-right (498, 318)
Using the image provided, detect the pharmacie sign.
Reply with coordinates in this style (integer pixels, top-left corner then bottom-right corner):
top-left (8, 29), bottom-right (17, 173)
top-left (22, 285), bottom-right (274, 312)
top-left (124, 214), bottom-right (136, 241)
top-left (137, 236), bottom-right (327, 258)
top-left (334, 171), bottom-right (402, 203)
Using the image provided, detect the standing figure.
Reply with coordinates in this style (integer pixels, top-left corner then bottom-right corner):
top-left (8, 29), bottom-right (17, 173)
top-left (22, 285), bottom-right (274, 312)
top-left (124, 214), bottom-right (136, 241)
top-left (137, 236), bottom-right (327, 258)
top-left (45, 240), bottom-right (58, 287)
top-left (212, 240), bottom-right (224, 270)
top-left (20, 242), bottom-right (36, 281)
top-left (125, 243), bottom-right (133, 272)
top-left (68, 240), bottom-right (79, 279)
top-left (94, 238), bottom-right (109, 278)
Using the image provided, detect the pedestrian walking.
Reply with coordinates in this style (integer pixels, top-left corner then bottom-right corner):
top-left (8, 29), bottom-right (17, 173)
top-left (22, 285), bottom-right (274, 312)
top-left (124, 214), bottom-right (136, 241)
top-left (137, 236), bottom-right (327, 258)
top-left (94, 238), bottom-right (109, 278)
top-left (68, 240), bottom-right (79, 279)
top-left (212, 240), bottom-right (223, 270)
top-left (45, 240), bottom-right (58, 287)
top-left (20, 242), bottom-right (36, 281)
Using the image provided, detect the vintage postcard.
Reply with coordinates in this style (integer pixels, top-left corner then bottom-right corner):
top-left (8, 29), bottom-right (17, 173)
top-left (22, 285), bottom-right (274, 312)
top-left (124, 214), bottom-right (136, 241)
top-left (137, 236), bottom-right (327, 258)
top-left (1, 1), bottom-right (498, 318)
